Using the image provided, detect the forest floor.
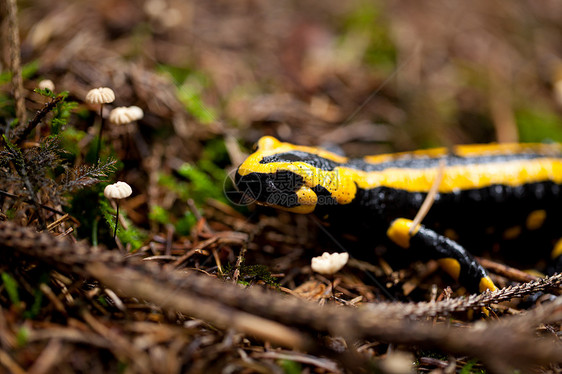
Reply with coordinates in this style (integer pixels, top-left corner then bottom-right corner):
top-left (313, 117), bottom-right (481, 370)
top-left (1, 1), bottom-right (562, 373)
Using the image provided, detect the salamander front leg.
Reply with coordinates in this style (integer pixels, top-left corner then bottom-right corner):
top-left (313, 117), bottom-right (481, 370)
top-left (387, 218), bottom-right (497, 293)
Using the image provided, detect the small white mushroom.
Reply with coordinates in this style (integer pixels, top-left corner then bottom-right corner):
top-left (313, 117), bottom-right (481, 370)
top-left (109, 106), bottom-right (144, 125)
top-left (104, 181), bottom-right (132, 200)
top-left (104, 181), bottom-right (132, 239)
top-left (85, 87), bottom-right (115, 104)
top-left (109, 107), bottom-right (134, 125)
top-left (86, 87), bottom-right (116, 164)
top-left (38, 79), bottom-right (55, 91)
top-left (311, 252), bottom-right (349, 275)
top-left (127, 106), bottom-right (144, 121)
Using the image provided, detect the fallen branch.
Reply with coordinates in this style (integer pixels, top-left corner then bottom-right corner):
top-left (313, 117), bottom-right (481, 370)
top-left (1, 220), bottom-right (561, 373)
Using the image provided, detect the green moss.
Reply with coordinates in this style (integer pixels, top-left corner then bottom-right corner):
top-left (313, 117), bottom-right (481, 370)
top-left (175, 211), bottom-right (197, 235)
top-left (149, 205), bottom-right (170, 225)
top-left (0, 60), bottom-right (38, 84)
top-left (177, 163), bottom-right (225, 203)
top-left (157, 64), bottom-right (217, 124)
top-left (341, 1), bottom-right (396, 70)
top-left (460, 358), bottom-right (486, 374)
top-left (231, 264), bottom-right (279, 287)
top-left (516, 106), bottom-right (562, 142)
top-left (154, 138), bottom-right (230, 232)
top-left (278, 359), bottom-right (302, 374)
top-left (100, 196), bottom-right (146, 251)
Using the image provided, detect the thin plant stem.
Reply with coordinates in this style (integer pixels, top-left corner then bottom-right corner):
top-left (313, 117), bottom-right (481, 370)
top-left (95, 104), bottom-right (104, 165)
top-left (113, 202), bottom-right (119, 239)
top-left (5, 0), bottom-right (26, 124)
top-left (12, 95), bottom-right (64, 145)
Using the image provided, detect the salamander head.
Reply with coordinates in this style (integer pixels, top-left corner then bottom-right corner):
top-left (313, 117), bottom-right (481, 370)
top-left (235, 136), bottom-right (356, 213)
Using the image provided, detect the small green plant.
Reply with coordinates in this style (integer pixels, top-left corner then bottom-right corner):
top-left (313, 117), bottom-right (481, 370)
top-left (177, 163), bottom-right (225, 203)
top-left (0, 135), bottom-right (117, 227)
top-left (100, 197), bottom-right (146, 250)
top-left (148, 205), bottom-right (196, 236)
top-left (1, 272), bottom-right (20, 306)
top-left (460, 358), bottom-right (486, 374)
top-left (0, 60), bottom-right (38, 85)
top-left (156, 139), bottom-right (229, 233)
top-left (16, 326), bottom-right (29, 347)
top-left (0, 89), bottom-right (117, 233)
top-left (516, 106), bottom-right (562, 142)
top-left (23, 285), bottom-right (44, 319)
top-left (341, 1), bottom-right (396, 70)
top-left (157, 64), bottom-right (217, 124)
top-left (278, 359), bottom-right (302, 374)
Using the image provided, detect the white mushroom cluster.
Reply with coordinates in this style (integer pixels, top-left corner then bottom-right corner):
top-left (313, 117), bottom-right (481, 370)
top-left (311, 252), bottom-right (349, 275)
top-left (85, 87), bottom-right (116, 104)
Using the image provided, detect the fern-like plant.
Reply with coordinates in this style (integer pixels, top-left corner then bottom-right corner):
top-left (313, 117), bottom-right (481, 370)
top-left (0, 91), bottom-right (116, 228)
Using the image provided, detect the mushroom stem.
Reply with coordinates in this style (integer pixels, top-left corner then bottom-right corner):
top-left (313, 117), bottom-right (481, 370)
top-left (113, 201), bottom-right (120, 239)
top-left (95, 104), bottom-right (104, 165)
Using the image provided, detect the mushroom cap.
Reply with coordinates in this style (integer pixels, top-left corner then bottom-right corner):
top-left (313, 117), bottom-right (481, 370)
top-left (311, 252), bottom-right (349, 275)
top-left (109, 106), bottom-right (144, 125)
top-left (38, 79), bottom-right (55, 91)
top-left (109, 107), bottom-right (134, 125)
top-left (127, 106), bottom-right (144, 121)
top-left (86, 87), bottom-right (115, 104)
top-left (104, 181), bottom-right (132, 199)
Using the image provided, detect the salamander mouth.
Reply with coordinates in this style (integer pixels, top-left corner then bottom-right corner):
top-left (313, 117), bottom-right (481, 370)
top-left (235, 170), bottom-right (305, 208)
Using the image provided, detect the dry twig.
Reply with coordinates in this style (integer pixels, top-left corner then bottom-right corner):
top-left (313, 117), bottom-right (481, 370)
top-left (1, 221), bottom-right (561, 372)
top-left (3, 0), bottom-right (26, 124)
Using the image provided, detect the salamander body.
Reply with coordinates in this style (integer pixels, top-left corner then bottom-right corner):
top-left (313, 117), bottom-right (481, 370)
top-left (235, 136), bottom-right (562, 292)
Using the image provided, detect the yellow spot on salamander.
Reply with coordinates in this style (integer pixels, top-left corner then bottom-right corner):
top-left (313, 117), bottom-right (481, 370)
top-left (502, 225), bottom-right (522, 240)
top-left (444, 228), bottom-right (459, 241)
top-left (387, 218), bottom-right (420, 249)
top-left (552, 238), bottom-right (562, 259)
top-left (437, 258), bottom-right (461, 281)
top-left (526, 209), bottom-right (546, 230)
top-left (257, 136), bottom-right (282, 151)
top-left (295, 186), bottom-right (317, 212)
top-left (479, 276), bottom-right (498, 292)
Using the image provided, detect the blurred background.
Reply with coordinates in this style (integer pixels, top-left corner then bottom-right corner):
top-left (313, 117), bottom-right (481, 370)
top-left (3, 0), bottom-right (562, 243)
top-left (6, 0), bottom-right (562, 154)
top-left (2, 2), bottom-right (562, 371)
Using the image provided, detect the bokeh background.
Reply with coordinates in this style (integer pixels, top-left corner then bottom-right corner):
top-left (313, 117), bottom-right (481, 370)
top-left (7, 0), bottom-right (562, 155)
top-left (2, 1), bottom-right (562, 372)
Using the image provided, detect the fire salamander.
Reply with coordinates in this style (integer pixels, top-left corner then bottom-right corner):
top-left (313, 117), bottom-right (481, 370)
top-left (235, 136), bottom-right (562, 293)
